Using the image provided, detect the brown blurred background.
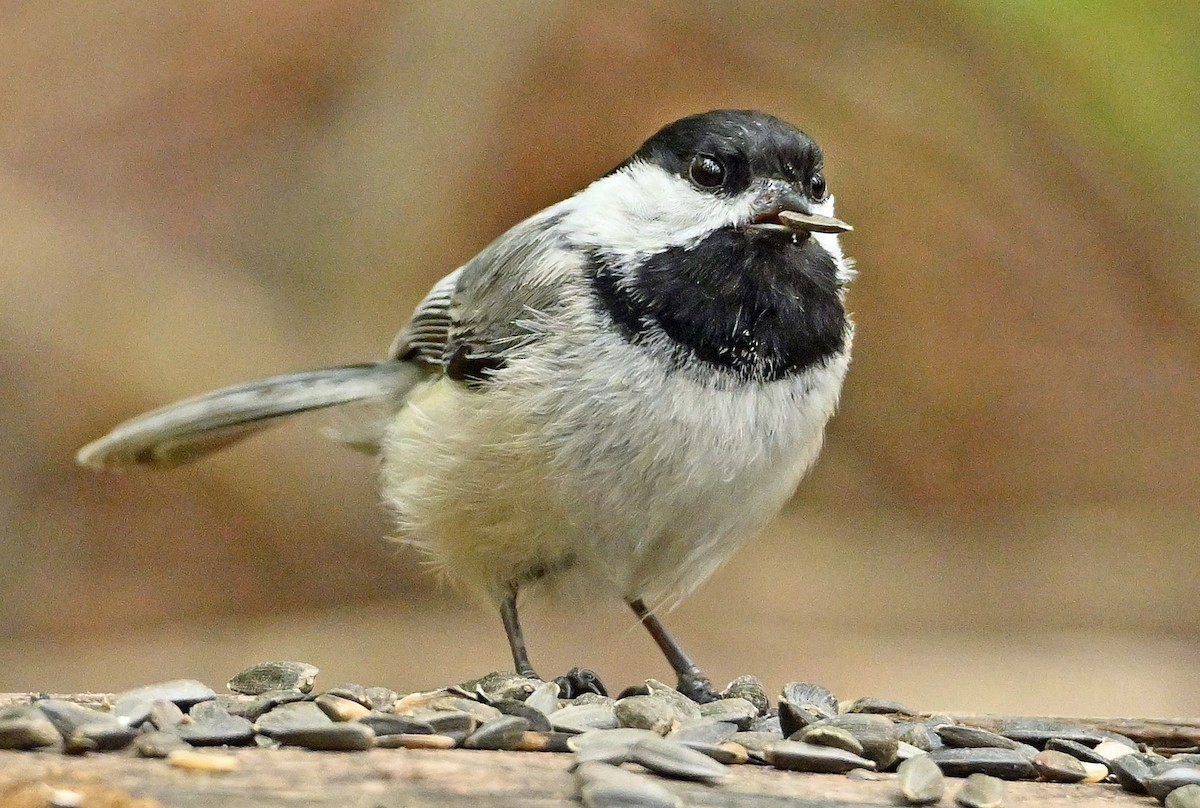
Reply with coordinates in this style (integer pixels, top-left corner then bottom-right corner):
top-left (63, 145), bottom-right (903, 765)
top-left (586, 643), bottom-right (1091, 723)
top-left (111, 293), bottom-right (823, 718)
top-left (2, 2), bottom-right (1197, 717)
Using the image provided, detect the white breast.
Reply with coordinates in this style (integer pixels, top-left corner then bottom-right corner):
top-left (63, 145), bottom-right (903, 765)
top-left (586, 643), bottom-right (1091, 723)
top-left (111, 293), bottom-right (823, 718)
top-left (379, 295), bottom-right (851, 609)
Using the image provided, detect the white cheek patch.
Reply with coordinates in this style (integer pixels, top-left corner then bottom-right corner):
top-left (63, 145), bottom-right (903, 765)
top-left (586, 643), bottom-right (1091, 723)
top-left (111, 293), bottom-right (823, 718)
top-left (809, 194), bottom-right (855, 285)
top-left (562, 161), bottom-right (852, 285)
top-left (562, 161), bottom-right (757, 258)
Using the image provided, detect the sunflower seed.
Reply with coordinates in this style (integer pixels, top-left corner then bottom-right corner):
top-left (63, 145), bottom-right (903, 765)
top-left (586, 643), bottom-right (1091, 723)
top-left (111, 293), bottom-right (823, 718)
top-left (777, 210), bottom-right (853, 234)
top-left (148, 699), bottom-right (187, 730)
top-left (719, 675), bottom-right (770, 716)
top-left (800, 725), bottom-right (864, 756)
top-left (927, 747), bottom-right (1037, 780)
top-left (36, 699), bottom-right (115, 737)
top-left (643, 681), bottom-right (702, 720)
top-left (363, 686), bottom-right (400, 711)
top-left (616, 696), bottom-right (689, 735)
top-left (680, 740), bottom-right (746, 765)
top-left (1108, 751), bottom-right (1163, 793)
top-left (524, 681), bottom-right (562, 716)
top-left (796, 715), bottom-right (902, 763)
top-left (166, 749), bottom-right (240, 772)
top-left (1032, 749), bottom-right (1088, 782)
top-left (765, 740), bottom-right (876, 774)
top-left (896, 741), bottom-right (929, 762)
top-left (1093, 740), bottom-right (1137, 761)
top-left (552, 703), bottom-right (620, 734)
top-left (780, 682), bottom-right (838, 720)
top-left (396, 694), bottom-right (501, 724)
top-left (110, 696), bottom-right (152, 728)
top-left (314, 693), bottom-right (371, 722)
top-left (227, 662), bottom-right (318, 695)
top-left (848, 767), bottom-right (888, 781)
top-left (749, 714), bottom-right (783, 735)
top-left (374, 733), bottom-right (457, 749)
top-left (667, 719), bottom-right (738, 745)
top-left (407, 709), bottom-right (477, 736)
top-left (1167, 784), bottom-right (1200, 808)
top-left (188, 700), bottom-right (232, 721)
top-left (897, 722), bottom-right (942, 752)
top-left (225, 689), bottom-right (307, 721)
top-left (176, 713), bottom-right (256, 747)
top-left (459, 671), bottom-right (541, 703)
top-left (936, 724), bottom-right (1036, 756)
top-left (272, 721), bottom-right (375, 751)
top-left (626, 735), bottom-right (730, 782)
top-left (729, 731), bottom-right (788, 755)
top-left (492, 699), bottom-right (553, 733)
top-left (569, 728), bottom-right (658, 764)
top-left (513, 730), bottom-right (573, 752)
top-left (1148, 766), bottom-right (1200, 800)
top-left (840, 714), bottom-right (901, 767)
top-left (898, 754), bottom-right (944, 804)
top-left (254, 701), bottom-right (333, 737)
top-left (356, 712), bottom-right (434, 736)
top-left (116, 679), bottom-right (216, 709)
top-left (134, 731), bottom-right (193, 758)
top-left (1044, 738), bottom-right (1109, 766)
top-left (320, 683), bottom-right (372, 707)
top-left (846, 696), bottom-right (917, 716)
top-left (574, 762), bottom-right (680, 808)
top-left (0, 705), bottom-right (60, 750)
top-left (987, 718), bottom-right (1133, 749)
top-left (37, 699), bottom-right (136, 753)
top-left (47, 789), bottom-right (83, 808)
top-left (698, 697), bottom-right (757, 729)
top-left (64, 722), bottom-right (139, 755)
top-left (779, 700), bottom-right (820, 737)
top-left (464, 715), bottom-right (531, 750)
top-left (955, 773), bottom-right (1005, 808)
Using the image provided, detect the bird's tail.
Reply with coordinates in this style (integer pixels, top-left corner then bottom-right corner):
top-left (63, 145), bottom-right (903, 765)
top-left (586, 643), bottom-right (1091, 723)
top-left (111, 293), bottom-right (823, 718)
top-left (76, 361), bottom-right (426, 470)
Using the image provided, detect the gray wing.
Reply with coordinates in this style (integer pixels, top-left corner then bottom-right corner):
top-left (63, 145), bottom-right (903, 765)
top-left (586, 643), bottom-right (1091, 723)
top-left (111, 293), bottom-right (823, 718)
top-left (389, 207), bottom-right (579, 384)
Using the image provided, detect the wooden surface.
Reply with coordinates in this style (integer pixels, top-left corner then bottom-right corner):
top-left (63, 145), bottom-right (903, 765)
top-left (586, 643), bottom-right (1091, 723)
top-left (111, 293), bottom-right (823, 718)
top-left (0, 747), bottom-right (1163, 807)
top-left (946, 713), bottom-right (1200, 751)
top-left (4, 693), bottom-right (1196, 807)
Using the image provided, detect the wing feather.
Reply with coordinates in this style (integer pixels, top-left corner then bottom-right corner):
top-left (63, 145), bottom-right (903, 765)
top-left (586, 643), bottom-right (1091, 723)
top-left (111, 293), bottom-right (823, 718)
top-left (388, 206), bottom-right (580, 380)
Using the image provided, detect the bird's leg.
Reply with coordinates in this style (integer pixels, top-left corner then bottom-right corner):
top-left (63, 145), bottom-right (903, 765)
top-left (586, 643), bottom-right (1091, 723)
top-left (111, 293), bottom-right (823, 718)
top-left (628, 597), bottom-right (719, 703)
top-left (498, 585), bottom-right (608, 697)
top-left (499, 587), bottom-right (537, 678)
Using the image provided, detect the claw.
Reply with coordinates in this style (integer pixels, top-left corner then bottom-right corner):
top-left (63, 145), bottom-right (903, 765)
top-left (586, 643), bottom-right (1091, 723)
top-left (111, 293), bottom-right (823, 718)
top-left (554, 667), bottom-right (607, 699)
top-left (676, 670), bottom-right (719, 704)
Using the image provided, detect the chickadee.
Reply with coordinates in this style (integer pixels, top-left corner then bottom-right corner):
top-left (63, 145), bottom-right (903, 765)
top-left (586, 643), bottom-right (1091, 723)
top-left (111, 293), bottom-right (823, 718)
top-left (78, 109), bottom-right (854, 702)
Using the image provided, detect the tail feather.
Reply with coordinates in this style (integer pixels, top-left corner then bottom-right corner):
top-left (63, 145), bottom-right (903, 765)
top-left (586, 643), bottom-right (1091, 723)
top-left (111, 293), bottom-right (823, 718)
top-left (77, 361), bottom-right (426, 470)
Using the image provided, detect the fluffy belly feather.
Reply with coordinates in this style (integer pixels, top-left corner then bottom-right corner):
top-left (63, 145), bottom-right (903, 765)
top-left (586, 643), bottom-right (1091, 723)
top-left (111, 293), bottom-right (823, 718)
top-left (380, 335), bottom-right (850, 609)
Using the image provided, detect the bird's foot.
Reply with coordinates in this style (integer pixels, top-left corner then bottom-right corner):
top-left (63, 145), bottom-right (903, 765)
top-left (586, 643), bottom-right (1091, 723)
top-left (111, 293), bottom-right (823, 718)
top-left (676, 669), bottom-right (719, 704)
top-left (553, 667), bottom-right (608, 699)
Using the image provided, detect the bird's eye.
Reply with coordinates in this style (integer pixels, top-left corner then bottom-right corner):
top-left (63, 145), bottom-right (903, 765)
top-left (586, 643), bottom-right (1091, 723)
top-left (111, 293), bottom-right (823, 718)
top-left (688, 154), bottom-right (725, 189)
top-left (810, 172), bottom-right (828, 201)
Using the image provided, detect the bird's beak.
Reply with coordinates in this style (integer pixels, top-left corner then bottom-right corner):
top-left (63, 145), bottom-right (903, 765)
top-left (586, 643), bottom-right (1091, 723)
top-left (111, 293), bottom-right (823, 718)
top-left (745, 183), bottom-right (852, 235)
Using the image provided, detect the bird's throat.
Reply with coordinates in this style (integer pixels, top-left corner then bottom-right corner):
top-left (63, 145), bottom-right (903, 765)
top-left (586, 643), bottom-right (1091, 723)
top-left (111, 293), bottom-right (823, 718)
top-left (588, 231), bottom-right (847, 382)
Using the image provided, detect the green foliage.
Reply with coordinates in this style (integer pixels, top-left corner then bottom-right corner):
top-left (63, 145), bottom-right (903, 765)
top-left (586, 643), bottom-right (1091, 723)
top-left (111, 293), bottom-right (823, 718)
top-left (954, 2), bottom-right (1200, 203)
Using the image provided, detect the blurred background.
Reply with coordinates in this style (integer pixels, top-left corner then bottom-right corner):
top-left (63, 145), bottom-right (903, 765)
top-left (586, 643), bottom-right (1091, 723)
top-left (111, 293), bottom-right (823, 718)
top-left (2, 2), bottom-right (1197, 717)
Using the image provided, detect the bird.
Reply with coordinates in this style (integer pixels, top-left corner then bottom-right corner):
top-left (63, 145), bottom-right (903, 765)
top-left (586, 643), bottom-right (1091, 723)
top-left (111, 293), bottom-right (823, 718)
top-left (77, 109), bottom-right (855, 703)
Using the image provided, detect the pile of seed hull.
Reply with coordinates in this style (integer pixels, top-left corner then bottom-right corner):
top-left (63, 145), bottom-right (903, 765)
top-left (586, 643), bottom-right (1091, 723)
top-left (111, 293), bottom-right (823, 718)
top-left (2, 663), bottom-right (1200, 808)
